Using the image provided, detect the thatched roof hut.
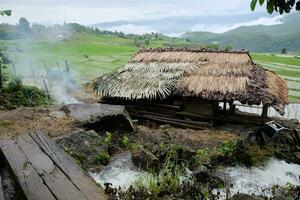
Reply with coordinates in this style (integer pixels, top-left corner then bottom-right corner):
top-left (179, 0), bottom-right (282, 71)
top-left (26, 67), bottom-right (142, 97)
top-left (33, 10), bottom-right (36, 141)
top-left (91, 48), bottom-right (288, 115)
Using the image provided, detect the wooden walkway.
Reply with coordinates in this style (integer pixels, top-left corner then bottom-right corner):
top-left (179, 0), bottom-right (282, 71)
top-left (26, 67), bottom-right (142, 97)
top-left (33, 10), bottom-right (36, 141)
top-left (0, 131), bottom-right (107, 200)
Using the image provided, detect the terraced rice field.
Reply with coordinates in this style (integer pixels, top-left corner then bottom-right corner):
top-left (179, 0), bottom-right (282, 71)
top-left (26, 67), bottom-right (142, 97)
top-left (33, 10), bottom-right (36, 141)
top-left (251, 53), bottom-right (300, 102)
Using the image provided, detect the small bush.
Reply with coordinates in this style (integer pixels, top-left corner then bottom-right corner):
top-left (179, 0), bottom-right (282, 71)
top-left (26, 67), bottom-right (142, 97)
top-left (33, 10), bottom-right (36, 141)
top-left (121, 135), bottom-right (129, 149)
top-left (1, 78), bottom-right (51, 109)
top-left (94, 151), bottom-right (110, 165)
top-left (103, 132), bottom-right (112, 145)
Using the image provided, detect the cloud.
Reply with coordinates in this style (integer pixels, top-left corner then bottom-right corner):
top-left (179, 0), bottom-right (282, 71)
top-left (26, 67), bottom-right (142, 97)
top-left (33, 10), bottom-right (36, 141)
top-left (191, 15), bottom-right (283, 33)
top-left (1, 0), bottom-right (266, 25)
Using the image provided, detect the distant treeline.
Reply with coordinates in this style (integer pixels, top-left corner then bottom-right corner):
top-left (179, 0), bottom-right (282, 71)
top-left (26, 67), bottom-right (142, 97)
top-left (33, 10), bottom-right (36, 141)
top-left (0, 17), bottom-right (163, 42)
top-left (0, 17), bottom-right (235, 51)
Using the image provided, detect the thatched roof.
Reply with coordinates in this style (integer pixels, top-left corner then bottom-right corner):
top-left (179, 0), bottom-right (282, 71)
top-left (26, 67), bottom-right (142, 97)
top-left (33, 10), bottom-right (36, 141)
top-left (91, 48), bottom-right (288, 115)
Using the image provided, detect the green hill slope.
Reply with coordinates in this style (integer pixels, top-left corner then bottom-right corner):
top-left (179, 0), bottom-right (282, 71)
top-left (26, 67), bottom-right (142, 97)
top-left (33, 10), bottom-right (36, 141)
top-left (182, 14), bottom-right (300, 52)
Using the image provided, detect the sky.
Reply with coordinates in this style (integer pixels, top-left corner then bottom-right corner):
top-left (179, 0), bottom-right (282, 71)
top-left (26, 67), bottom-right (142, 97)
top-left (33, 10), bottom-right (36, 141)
top-left (0, 0), bottom-right (285, 35)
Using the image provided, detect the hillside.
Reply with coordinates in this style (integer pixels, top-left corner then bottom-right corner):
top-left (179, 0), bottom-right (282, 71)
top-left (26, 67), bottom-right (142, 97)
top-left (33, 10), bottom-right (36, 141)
top-left (182, 14), bottom-right (300, 52)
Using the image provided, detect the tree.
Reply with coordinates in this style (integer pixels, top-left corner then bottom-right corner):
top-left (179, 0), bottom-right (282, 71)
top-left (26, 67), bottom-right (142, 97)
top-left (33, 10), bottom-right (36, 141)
top-left (145, 39), bottom-right (150, 47)
top-left (250, 0), bottom-right (300, 14)
top-left (17, 17), bottom-right (33, 38)
top-left (0, 10), bottom-right (11, 16)
top-left (224, 45), bottom-right (233, 51)
top-left (0, 10), bottom-right (11, 89)
top-left (282, 48), bottom-right (287, 54)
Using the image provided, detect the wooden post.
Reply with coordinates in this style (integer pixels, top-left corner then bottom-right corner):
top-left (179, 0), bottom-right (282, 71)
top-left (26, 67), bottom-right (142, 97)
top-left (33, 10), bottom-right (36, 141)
top-left (42, 78), bottom-right (51, 100)
top-left (229, 102), bottom-right (236, 114)
top-left (261, 104), bottom-right (269, 118)
top-left (56, 62), bottom-right (61, 72)
top-left (30, 60), bottom-right (37, 84)
top-left (65, 60), bottom-right (70, 73)
top-left (12, 62), bottom-right (17, 76)
top-left (223, 101), bottom-right (227, 112)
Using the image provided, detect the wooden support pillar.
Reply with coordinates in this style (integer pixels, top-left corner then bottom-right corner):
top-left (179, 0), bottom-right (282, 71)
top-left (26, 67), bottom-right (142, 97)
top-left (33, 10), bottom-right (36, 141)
top-left (261, 104), bottom-right (269, 118)
top-left (229, 102), bottom-right (236, 114)
top-left (223, 101), bottom-right (227, 112)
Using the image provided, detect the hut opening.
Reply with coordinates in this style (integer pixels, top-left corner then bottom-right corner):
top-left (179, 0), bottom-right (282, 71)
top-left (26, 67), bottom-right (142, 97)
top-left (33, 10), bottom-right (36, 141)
top-left (91, 48), bottom-right (288, 126)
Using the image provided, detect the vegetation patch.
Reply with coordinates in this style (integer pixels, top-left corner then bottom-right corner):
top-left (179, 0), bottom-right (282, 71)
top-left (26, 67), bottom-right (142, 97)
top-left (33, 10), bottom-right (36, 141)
top-left (94, 151), bottom-right (111, 165)
top-left (0, 78), bottom-right (51, 109)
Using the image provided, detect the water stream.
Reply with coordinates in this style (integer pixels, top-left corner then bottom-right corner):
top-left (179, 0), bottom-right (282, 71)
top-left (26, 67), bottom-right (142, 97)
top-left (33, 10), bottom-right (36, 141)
top-left (216, 158), bottom-right (300, 196)
top-left (91, 153), bottom-right (300, 197)
top-left (90, 151), bottom-right (142, 189)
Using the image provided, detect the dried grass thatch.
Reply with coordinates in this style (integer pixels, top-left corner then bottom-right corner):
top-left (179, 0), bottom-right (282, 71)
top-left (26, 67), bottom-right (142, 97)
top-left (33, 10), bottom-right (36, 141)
top-left (91, 48), bottom-right (289, 115)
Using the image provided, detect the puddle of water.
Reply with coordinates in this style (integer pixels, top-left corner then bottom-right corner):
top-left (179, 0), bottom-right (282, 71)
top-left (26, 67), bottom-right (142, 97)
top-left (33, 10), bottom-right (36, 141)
top-left (216, 158), bottom-right (300, 196)
top-left (90, 151), bottom-right (142, 189)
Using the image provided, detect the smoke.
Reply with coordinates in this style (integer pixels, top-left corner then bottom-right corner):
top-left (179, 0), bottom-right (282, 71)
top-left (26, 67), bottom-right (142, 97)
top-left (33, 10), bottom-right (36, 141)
top-left (6, 22), bottom-right (88, 105)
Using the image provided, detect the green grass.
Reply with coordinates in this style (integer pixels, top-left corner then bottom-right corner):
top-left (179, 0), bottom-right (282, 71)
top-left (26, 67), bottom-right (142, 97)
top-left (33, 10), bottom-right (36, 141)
top-left (251, 53), bottom-right (300, 102)
top-left (251, 53), bottom-right (300, 66)
top-left (5, 33), bottom-right (190, 84)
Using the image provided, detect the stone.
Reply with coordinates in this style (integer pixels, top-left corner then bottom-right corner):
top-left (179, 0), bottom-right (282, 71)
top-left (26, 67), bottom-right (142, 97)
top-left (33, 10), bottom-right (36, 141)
top-left (131, 145), bottom-right (159, 170)
top-left (60, 103), bottom-right (135, 132)
top-left (55, 128), bottom-right (107, 172)
top-left (193, 165), bottom-right (210, 183)
top-left (179, 147), bottom-right (196, 160)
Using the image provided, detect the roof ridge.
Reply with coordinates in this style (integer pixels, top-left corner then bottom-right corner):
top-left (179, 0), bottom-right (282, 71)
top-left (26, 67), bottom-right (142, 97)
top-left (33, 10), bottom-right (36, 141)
top-left (138, 47), bottom-right (249, 54)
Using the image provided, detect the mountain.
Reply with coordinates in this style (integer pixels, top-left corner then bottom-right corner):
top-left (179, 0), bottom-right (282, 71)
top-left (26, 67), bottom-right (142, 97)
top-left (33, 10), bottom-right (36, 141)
top-left (181, 14), bottom-right (300, 52)
top-left (91, 13), bottom-right (269, 36)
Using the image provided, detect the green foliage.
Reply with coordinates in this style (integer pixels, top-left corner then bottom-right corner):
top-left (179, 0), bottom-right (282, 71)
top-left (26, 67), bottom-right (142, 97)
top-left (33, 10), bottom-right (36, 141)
top-left (103, 132), bottom-right (112, 145)
top-left (217, 141), bottom-right (238, 158)
top-left (121, 135), bottom-right (129, 149)
top-left (94, 151), bottom-right (111, 165)
top-left (0, 10), bottom-right (11, 16)
top-left (17, 17), bottom-right (33, 38)
top-left (250, 0), bottom-right (300, 14)
top-left (1, 78), bottom-right (51, 109)
top-left (133, 145), bottom-right (186, 196)
top-left (244, 145), bottom-right (274, 166)
top-left (145, 39), bottom-right (150, 47)
top-left (195, 148), bottom-right (210, 166)
top-left (250, 0), bottom-right (258, 11)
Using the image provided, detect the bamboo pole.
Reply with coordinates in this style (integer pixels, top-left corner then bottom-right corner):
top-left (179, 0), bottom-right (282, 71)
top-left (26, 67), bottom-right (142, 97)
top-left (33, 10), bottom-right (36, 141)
top-left (64, 60), bottom-right (70, 73)
top-left (11, 62), bottom-right (17, 76)
top-left (42, 78), bottom-right (51, 100)
top-left (30, 60), bottom-right (37, 84)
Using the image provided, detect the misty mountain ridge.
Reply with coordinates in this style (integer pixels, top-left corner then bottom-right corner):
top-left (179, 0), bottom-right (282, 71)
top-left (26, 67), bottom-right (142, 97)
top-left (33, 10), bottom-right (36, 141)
top-left (181, 13), bottom-right (300, 52)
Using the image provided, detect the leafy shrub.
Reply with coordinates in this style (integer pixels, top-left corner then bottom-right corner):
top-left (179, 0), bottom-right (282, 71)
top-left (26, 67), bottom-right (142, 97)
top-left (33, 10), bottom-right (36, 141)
top-left (133, 145), bottom-right (185, 196)
top-left (103, 132), bottom-right (112, 145)
top-left (94, 151), bottom-right (110, 165)
top-left (121, 135), bottom-right (129, 149)
top-left (1, 78), bottom-right (51, 109)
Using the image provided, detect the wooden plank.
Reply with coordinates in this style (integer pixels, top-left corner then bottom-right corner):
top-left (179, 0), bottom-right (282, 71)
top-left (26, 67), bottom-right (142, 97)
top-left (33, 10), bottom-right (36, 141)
top-left (30, 131), bottom-right (107, 200)
top-left (142, 114), bottom-right (212, 128)
top-left (0, 175), bottom-right (4, 200)
top-left (17, 134), bottom-right (87, 200)
top-left (0, 139), bottom-right (56, 200)
top-left (134, 113), bottom-right (209, 130)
